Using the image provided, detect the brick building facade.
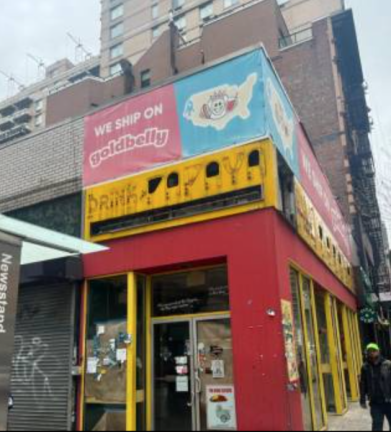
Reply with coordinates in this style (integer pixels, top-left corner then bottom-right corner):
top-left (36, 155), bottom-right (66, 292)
top-left (0, 118), bottom-right (83, 236)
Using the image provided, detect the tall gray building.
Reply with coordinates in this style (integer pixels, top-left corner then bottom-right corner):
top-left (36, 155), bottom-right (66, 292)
top-left (100, 0), bottom-right (345, 77)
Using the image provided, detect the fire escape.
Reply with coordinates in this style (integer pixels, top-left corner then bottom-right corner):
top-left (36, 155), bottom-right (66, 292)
top-left (332, 10), bottom-right (391, 298)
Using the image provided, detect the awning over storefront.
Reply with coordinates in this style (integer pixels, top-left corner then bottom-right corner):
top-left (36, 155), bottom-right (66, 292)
top-left (0, 214), bottom-right (107, 265)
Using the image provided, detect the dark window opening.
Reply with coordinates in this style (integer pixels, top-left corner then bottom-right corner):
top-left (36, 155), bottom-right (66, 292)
top-left (326, 238), bottom-right (331, 249)
top-left (149, 177), bottom-right (162, 194)
top-left (319, 226), bottom-right (324, 240)
top-left (141, 69), bottom-right (151, 88)
top-left (167, 172), bottom-right (180, 188)
top-left (278, 154), bottom-right (296, 226)
top-left (249, 150), bottom-right (260, 167)
top-left (91, 186), bottom-right (263, 237)
top-left (206, 162), bottom-right (220, 178)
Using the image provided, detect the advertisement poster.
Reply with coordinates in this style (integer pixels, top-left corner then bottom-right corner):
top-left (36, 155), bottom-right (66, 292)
top-left (84, 85), bottom-right (182, 187)
top-left (83, 50), bottom-right (268, 187)
top-left (281, 300), bottom-right (300, 383)
top-left (175, 50), bottom-right (266, 159)
top-left (263, 57), bottom-right (299, 177)
top-left (206, 386), bottom-right (237, 431)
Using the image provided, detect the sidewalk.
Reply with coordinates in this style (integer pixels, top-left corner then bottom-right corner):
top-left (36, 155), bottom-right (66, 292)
top-left (328, 403), bottom-right (372, 431)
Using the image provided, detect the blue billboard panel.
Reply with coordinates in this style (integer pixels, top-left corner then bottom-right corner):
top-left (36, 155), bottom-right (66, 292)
top-left (175, 50), bottom-right (267, 158)
top-left (263, 56), bottom-right (299, 177)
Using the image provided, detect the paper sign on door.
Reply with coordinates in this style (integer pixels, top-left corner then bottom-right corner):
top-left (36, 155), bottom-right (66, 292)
top-left (206, 386), bottom-right (237, 431)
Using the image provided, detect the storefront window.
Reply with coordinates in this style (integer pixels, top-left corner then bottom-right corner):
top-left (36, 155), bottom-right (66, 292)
top-left (302, 278), bottom-right (326, 430)
top-left (331, 297), bottom-right (348, 411)
top-left (290, 269), bottom-right (313, 432)
top-left (137, 276), bottom-right (147, 431)
top-left (84, 276), bottom-right (128, 431)
top-left (338, 304), bottom-right (351, 398)
top-left (315, 290), bottom-right (336, 413)
top-left (151, 267), bottom-right (229, 317)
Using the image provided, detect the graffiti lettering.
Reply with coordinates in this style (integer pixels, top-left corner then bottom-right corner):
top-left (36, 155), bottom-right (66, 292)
top-left (13, 336), bottom-right (62, 411)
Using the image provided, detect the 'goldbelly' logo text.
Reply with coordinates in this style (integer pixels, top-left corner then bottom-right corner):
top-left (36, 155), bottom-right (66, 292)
top-left (89, 127), bottom-right (169, 169)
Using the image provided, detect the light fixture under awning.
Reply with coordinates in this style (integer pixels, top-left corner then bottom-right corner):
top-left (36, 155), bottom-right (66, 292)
top-left (0, 214), bottom-right (108, 265)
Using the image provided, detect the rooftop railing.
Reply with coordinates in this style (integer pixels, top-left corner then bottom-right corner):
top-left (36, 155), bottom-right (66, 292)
top-left (279, 27), bottom-right (313, 50)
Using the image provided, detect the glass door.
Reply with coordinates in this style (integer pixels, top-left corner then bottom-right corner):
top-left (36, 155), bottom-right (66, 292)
top-left (330, 297), bottom-right (348, 412)
top-left (153, 321), bottom-right (195, 431)
top-left (152, 317), bottom-right (236, 432)
top-left (337, 304), bottom-right (351, 398)
top-left (194, 317), bottom-right (236, 432)
top-left (150, 266), bottom-right (234, 431)
top-left (290, 270), bottom-right (313, 431)
top-left (340, 306), bottom-right (360, 402)
top-left (301, 278), bottom-right (327, 431)
top-left (289, 269), bottom-right (327, 431)
top-left (315, 290), bottom-right (336, 413)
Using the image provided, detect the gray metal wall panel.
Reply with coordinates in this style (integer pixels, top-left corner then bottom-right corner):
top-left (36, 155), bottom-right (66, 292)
top-left (8, 284), bottom-right (75, 431)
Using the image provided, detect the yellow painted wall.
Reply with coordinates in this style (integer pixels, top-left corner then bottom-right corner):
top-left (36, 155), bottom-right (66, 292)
top-left (85, 139), bottom-right (278, 242)
top-left (295, 182), bottom-right (354, 291)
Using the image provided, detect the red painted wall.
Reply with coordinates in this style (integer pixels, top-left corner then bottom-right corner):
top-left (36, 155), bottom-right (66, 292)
top-left (83, 209), bottom-right (356, 431)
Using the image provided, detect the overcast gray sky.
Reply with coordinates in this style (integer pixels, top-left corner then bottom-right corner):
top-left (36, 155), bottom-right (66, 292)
top-left (0, 0), bottom-right (390, 232)
top-left (0, 0), bottom-right (100, 96)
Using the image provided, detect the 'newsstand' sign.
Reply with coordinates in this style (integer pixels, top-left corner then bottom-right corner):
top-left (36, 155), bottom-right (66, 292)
top-left (0, 234), bottom-right (22, 432)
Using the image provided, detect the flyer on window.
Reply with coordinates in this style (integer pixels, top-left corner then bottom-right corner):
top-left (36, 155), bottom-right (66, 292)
top-left (206, 386), bottom-right (237, 431)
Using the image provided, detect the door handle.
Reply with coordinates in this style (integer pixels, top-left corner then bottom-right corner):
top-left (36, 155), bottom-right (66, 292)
top-left (187, 390), bottom-right (196, 407)
top-left (195, 375), bottom-right (202, 395)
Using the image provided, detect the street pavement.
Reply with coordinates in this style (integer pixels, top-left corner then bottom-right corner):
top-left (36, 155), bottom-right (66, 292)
top-left (329, 403), bottom-right (373, 431)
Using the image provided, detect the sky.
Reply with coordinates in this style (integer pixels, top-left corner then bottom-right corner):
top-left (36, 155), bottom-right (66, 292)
top-left (0, 0), bottom-right (390, 232)
top-left (0, 0), bottom-right (101, 96)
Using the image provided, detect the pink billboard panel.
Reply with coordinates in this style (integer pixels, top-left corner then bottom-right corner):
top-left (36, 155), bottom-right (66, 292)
top-left (83, 84), bottom-right (182, 187)
top-left (298, 126), bottom-right (352, 260)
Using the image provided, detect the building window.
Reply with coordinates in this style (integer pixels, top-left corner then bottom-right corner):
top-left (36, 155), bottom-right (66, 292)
top-left (152, 26), bottom-right (160, 39)
top-left (35, 99), bottom-right (43, 112)
top-left (174, 15), bottom-right (187, 33)
top-left (224, 0), bottom-right (239, 9)
top-left (200, 2), bottom-right (213, 22)
top-left (110, 43), bottom-right (124, 60)
top-left (167, 173), bottom-right (180, 189)
top-left (149, 177), bottom-right (162, 194)
top-left (152, 3), bottom-right (159, 19)
top-left (206, 162), bottom-right (220, 178)
top-left (110, 62), bottom-right (123, 76)
top-left (173, 0), bottom-right (185, 10)
top-left (110, 22), bottom-right (124, 39)
top-left (111, 4), bottom-right (124, 21)
top-left (248, 150), bottom-right (260, 167)
top-left (35, 114), bottom-right (43, 128)
top-left (141, 69), bottom-right (151, 88)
